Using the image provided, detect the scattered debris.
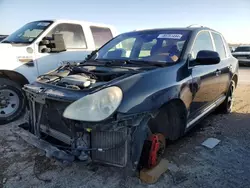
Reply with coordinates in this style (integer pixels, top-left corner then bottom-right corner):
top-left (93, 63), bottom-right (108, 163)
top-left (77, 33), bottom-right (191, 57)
top-left (202, 138), bottom-right (221, 149)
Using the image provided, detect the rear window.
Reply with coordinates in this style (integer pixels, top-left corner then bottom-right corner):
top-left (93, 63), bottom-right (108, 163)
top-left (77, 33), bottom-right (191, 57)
top-left (234, 46), bottom-right (250, 52)
top-left (90, 26), bottom-right (113, 49)
top-left (212, 32), bottom-right (226, 59)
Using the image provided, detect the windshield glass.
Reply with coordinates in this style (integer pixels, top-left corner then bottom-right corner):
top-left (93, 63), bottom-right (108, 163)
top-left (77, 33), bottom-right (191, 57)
top-left (234, 46), bottom-right (250, 52)
top-left (2, 21), bottom-right (53, 44)
top-left (94, 30), bottom-right (190, 63)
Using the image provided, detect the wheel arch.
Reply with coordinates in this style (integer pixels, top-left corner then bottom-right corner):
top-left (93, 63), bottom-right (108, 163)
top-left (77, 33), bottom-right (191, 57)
top-left (0, 70), bottom-right (29, 86)
top-left (232, 74), bottom-right (238, 88)
top-left (148, 98), bottom-right (188, 140)
top-left (159, 98), bottom-right (188, 120)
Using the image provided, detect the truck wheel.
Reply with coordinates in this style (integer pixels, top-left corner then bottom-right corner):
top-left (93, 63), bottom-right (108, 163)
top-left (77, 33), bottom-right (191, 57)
top-left (149, 102), bottom-right (186, 141)
top-left (216, 81), bottom-right (235, 114)
top-left (0, 78), bottom-right (26, 125)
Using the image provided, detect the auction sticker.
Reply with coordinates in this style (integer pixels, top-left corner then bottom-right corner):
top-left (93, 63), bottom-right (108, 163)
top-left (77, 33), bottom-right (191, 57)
top-left (158, 34), bottom-right (183, 39)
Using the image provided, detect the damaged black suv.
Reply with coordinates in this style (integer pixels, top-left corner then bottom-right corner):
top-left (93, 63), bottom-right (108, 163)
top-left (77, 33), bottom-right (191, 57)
top-left (19, 27), bottom-right (238, 174)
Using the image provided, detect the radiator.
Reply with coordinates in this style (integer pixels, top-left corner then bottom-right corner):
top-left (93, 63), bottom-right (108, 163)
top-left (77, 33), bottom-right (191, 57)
top-left (91, 128), bottom-right (128, 167)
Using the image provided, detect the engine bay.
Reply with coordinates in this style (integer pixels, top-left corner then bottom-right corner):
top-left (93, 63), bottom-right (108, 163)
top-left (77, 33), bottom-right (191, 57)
top-left (37, 63), bottom-right (139, 90)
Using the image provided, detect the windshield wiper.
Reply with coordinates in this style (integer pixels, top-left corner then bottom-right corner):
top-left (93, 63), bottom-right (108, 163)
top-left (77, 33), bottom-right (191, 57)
top-left (93, 59), bottom-right (167, 67)
top-left (126, 59), bottom-right (168, 67)
top-left (1, 40), bottom-right (25, 44)
top-left (1, 40), bottom-right (11, 43)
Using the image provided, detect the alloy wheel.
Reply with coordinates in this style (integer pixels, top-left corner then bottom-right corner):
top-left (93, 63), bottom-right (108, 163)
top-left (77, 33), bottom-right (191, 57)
top-left (0, 89), bottom-right (20, 118)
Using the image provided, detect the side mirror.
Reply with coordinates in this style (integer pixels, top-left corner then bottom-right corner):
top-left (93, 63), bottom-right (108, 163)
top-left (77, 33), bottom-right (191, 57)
top-left (192, 50), bottom-right (220, 66)
top-left (39, 33), bottom-right (66, 53)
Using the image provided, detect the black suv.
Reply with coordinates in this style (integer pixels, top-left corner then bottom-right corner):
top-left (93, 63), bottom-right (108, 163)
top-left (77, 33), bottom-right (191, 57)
top-left (19, 27), bottom-right (238, 173)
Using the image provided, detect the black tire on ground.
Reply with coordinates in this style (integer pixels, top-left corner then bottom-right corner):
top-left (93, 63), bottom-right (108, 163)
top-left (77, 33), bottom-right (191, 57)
top-left (148, 102), bottom-right (187, 141)
top-left (216, 80), bottom-right (235, 114)
top-left (0, 78), bottom-right (26, 125)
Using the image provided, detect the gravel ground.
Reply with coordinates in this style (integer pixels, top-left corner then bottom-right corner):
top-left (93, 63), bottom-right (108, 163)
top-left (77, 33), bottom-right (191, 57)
top-left (1, 83), bottom-right (250, 188)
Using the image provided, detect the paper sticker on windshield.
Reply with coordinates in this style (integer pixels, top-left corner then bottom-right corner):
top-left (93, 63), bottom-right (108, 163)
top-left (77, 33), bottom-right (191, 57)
top-left (157, 34), bottom-right (183, 39)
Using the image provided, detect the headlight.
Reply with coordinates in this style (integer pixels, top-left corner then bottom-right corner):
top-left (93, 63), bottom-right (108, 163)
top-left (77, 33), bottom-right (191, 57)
top-left (63, 86), bottom-right (123, 122)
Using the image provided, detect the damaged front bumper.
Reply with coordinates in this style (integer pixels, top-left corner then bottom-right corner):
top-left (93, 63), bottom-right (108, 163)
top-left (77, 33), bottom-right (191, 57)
top-left (18, 84), bottom-right (152, 173)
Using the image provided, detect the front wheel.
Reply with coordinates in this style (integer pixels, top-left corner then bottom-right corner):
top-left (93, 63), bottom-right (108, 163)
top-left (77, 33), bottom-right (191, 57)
top-left (216, 81), bottom-right (235, 114)
top-left (0, 78), bottom-right (26, 125)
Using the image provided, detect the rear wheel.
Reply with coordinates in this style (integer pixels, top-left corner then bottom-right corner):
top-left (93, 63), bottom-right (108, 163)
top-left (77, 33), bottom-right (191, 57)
top-left (0, 78), bottom-right (26, 125)
top-left (217, 81), bottom-right (235, 114)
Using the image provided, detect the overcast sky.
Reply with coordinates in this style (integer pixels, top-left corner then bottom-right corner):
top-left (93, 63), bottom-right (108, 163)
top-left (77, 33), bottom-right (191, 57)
top-left (0, 0), bottom-right (250, 44)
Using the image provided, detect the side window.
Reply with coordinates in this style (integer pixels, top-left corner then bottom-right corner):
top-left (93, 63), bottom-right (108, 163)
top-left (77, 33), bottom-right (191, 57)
top-left (191, 31), bottom-right (214, 59)
top-left (47, 24), bottom-right (87, 49)
top-left (212, 33), bottom-right (227, 59)
top-left (139, 39), bottom-right (157, 57)
top-left (90, 26), bottom-right (113, 49)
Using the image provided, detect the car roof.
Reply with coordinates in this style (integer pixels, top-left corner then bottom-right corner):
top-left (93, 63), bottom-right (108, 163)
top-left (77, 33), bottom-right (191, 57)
top-left (123, 27), bottom-right (219, 35)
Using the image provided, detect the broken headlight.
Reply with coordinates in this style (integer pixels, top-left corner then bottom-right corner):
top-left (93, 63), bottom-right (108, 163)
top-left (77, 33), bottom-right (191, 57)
top-left (63, 86), bottom-right (123, 122)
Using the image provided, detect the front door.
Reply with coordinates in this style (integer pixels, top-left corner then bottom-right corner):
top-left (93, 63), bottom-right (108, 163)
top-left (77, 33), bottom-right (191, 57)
top-left (35, 23), bottom-right (89, 75)
top-left (189, 31), bottom-right (221, 117)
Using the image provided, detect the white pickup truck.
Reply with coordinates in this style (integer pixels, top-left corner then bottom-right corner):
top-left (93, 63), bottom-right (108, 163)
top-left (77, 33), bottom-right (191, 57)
top-left (0, 19), bottom-right (117, 124)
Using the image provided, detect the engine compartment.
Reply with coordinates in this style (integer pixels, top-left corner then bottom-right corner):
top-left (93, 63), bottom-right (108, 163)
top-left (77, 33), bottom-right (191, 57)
top-left (37, 63), bottom-right (137, 90)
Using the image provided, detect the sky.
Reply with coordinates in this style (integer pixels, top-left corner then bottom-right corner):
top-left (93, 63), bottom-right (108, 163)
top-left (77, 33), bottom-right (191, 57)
top-left (0, 0), bottom-right (250, 44)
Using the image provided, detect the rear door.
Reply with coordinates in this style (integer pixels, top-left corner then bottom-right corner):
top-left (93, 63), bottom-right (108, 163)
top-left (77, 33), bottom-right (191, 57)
top-left (211, 32), bottom-right (231, 96)
top-left (189, 31), bottom-right (221, 117)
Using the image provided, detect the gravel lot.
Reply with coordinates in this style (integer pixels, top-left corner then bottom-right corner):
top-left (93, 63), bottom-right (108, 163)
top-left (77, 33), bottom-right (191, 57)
top-left (1, 71), bottom-right (250, 188)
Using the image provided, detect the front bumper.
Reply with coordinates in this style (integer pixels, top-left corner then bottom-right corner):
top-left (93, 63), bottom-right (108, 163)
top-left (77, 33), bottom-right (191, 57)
top-left (20, 84), bottom-right (151, 172)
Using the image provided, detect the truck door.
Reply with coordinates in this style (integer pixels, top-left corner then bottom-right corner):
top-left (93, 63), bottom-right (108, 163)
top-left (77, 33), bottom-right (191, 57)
top-left (35, 23), bottom-right (89, 75)
top-left (189, 31), bottom-right (221, 117)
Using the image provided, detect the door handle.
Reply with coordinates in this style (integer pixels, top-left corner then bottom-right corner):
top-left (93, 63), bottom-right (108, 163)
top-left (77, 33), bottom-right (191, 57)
top-left (215, 69), bottom-right (221, 76)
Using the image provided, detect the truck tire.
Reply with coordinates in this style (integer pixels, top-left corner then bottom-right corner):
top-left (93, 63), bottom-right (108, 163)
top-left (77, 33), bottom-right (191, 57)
top-left (149, 102), bottom-right (186, 141)
top-left (216, 80), bottom-right (235, 114)
top-left (0, 78), bottom-right (26, 125)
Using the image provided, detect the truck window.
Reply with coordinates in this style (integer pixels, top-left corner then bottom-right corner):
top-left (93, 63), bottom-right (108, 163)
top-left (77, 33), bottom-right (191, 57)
top-left (191, 31), bottom-right (214, 59)
top-left (47, 23), bottom-right (87, 49)
top-left (212, 32), bottom-right (227, 59)
top-left (90, 26), bottom-right (113, 49)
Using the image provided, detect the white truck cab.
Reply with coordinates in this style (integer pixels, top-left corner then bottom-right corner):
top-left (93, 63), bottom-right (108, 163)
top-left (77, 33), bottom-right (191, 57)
top-left (0, 19), bottom-right (117, 124)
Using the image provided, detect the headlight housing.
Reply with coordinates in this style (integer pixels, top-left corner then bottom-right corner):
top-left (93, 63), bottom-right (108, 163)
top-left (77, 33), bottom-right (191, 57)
top-left (63, 86), bottom-right (123, 122)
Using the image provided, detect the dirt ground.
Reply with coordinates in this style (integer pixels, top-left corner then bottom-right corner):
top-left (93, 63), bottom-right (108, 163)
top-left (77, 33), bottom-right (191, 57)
top-left (1, 82), bottom-right (250, 188)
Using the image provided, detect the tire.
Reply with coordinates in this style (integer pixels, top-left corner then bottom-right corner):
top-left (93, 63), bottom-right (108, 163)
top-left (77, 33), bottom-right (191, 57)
top-left (216, 80), bottom-right (235, 114)
top-left (0, 78), bottom-right (26, 125)
top-left (148, 102), bottom-right (186, 141)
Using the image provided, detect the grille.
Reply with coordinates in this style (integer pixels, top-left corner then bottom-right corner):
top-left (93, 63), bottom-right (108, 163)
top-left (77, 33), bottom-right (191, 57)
top-left (37, 100), bottom-right (73, 137)
top-left (91, 128), bottom-right (128, 167)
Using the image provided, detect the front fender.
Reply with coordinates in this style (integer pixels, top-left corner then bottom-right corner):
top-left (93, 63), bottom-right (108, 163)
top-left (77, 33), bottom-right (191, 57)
top-left (116, 63), bottom-right (193, 114)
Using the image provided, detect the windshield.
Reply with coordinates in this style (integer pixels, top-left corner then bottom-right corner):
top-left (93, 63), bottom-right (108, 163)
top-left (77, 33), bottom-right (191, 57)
top-left (234, 46), bottom-right (250, 52)
top-left (1, 21), bottom-right (53, 44)
top-left (94, 30), bottom-right (190, 63)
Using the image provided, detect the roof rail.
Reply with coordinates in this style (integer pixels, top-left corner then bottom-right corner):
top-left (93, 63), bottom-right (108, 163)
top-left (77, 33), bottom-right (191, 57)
top-left (187, 24), bottom-right (207, 28)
